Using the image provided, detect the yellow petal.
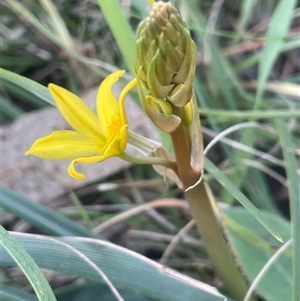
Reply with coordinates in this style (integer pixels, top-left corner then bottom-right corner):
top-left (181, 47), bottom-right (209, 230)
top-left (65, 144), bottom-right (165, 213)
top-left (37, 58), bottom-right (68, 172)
top-left (68, 154), bottom-right (111, 180)
top-left (118, 124), bottom-right (128, 152)
top-left (96, 70), bottom-right (125, 136)
top-left (119, 78), bottom-right (137, 124)
top-left (48, 84), bottom-right (102, 138)
top-left (25, 131), bottom-right (104, 159)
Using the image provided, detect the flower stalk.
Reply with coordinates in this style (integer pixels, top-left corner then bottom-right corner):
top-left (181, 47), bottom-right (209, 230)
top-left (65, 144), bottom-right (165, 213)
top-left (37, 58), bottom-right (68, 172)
top-left (135, 2), bottom-right (257, 300)
top-left (170, 119), bottom-right (255, 301)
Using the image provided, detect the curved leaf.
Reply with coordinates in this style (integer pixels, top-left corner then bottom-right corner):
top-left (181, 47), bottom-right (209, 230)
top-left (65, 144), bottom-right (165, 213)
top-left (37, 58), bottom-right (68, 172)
top-left (0, 68), bottom-right (54, 106)
top-left (0, 227), bottom-right (56, 301)
top-left (1, 233), bottom-right (229, 301)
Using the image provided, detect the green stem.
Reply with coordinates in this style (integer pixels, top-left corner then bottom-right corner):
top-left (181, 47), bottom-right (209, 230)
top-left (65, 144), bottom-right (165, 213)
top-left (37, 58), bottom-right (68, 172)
top-left (170, 123), bottom-right (256, 301)
top-left (120, 152), bottom-right (176, 170)
top-left (185, 182), bottom-right (253, 301)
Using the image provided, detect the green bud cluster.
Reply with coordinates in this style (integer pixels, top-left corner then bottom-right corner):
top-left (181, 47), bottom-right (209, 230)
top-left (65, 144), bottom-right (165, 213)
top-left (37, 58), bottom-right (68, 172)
top-left (134, 1), bottom-right (204, 176)
top-left (134, 1), bottom-right (196, 108)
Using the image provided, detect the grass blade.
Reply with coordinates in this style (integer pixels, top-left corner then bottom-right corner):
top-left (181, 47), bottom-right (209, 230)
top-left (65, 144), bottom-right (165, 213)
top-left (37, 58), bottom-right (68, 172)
top-left (205, 158), bottom-right (282, 242)
top-left (38, 0), bottom-right (74, 48)
top-left (0, 226), bottom-right (57, 301)
top-left (0, 95), bottom-right (24, 119)
top-left (5, 0), bottom-right (111, 76)
top-left (224, 207), bottom-right (292, 301)
top-left (275, 119), bottom-right (300, 301)
top-left (234, 38), bottom-right (300, 73)
top-left (0, 68), bottom-right (54, 106)
top-left (199, 108), bottom-right (300, 120)
top-left (238, 0), bottom-right (258, 33)
top-left (255, 0), bottom-right (297, 107)
top-left (96, 0), bottom-right (136, 71)
top-left (0, 186), bottom-right (101, 239)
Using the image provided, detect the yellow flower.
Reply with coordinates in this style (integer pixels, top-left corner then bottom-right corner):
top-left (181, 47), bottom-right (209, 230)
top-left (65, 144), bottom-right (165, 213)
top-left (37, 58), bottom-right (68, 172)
top-left (25, 70), bottom-right (136, 180)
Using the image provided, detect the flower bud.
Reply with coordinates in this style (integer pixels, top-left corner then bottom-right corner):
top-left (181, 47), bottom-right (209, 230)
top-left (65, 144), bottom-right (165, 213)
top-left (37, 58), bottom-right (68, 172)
top-left (134, 1), bottom-right (196, 108)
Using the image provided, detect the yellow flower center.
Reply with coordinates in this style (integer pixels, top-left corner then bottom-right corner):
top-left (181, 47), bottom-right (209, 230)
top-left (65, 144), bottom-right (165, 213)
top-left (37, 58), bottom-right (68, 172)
top-left (106, 112), bottom-right (123, 136)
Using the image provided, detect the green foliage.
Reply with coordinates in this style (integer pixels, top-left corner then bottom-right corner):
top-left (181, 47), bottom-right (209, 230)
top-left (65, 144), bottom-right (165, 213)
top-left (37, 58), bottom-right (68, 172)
top-left (205, 158), bottom-right (282, 242)
top-left (96, 0), bottom-right (136, 71)
top-left (0, 226), bottom-right (57, 301)
top-left (1, 0), bottom-right (298, 300)
top-left (0, 232), bottom-right (228, 301)
top-left (0, 187), bottom-right (101, 238)
top-left (224, 207), bottom-right (292, 301)
top-left (275, 120), bottom-right (300, 301)
top-left (1, 285), bottom-right (38, 301)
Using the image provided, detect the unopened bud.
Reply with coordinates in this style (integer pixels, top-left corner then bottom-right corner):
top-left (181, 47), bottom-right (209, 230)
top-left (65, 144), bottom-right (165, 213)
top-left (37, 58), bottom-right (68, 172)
top-left (135, 1), bottom-right (196, 108)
